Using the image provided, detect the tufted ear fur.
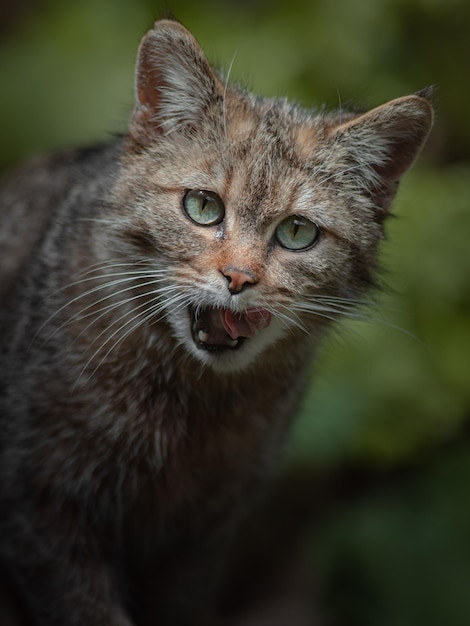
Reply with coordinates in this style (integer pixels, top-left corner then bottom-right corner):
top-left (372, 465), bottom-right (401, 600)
top-left (130, 19), bottom-right (224, 144)
top-left (330, 92), bottom-right (434, 212)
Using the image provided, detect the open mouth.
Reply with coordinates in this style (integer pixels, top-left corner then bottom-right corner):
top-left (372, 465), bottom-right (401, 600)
top-left (190, 306), bottom-right (272, 352)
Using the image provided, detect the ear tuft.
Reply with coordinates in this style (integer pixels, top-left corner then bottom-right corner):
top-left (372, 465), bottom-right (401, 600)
top-left (130, 20), bottom-right (223, 144)
top-left (414, 85), bottom-right (436, 104)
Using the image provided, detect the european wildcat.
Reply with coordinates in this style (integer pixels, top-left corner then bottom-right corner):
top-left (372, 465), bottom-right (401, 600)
top-left (0, 18), bottom-right (432, 626)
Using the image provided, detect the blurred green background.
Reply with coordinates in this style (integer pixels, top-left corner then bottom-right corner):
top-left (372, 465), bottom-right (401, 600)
top-left (1, 0), bottom-right (469, 624)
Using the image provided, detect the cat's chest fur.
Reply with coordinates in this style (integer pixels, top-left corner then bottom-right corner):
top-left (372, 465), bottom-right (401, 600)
top-left (116, 357), bottom-right (304, 536)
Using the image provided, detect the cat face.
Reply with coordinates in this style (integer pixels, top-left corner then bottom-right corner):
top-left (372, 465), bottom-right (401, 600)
top-left (107, 20), bottom-right (433, 374)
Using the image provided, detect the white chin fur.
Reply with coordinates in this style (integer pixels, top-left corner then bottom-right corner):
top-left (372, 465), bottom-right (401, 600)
top-left (168, 307), bottom-right (287, 374)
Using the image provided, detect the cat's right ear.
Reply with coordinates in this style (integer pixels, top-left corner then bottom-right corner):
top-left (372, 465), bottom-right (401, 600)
top-left (130, 20), bottom-right (223, 144)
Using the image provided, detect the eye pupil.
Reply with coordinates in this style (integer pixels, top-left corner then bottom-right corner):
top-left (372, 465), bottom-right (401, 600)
top-left (183, 190), bottom-right (225, 226)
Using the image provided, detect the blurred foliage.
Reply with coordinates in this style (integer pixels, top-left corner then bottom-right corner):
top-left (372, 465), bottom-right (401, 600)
top-left (1, 0), bottom-right (470, 624)
top-left (310, 447), bottom-right (470, 626)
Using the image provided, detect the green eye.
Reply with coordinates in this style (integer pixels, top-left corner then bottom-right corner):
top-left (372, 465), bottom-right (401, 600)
top-left (275, 215), bottom-right (319, 251)
top-left (183, 190), bottom-right (225, 226)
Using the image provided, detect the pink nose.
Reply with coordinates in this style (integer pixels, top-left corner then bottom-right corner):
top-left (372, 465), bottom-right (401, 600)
top-left (222, 267), bottom-right (257, 294)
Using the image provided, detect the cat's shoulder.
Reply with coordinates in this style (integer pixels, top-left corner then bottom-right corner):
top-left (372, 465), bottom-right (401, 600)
top-left (0, 139), bottom-right (122, 303)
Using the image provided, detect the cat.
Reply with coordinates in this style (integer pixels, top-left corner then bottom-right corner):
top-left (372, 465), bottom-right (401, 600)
top-left (0, 18), bottom-right (433, 626)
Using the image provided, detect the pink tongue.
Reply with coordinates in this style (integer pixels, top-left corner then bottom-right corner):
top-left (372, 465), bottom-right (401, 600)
top-left (222, 308), bottom-right (272, 340)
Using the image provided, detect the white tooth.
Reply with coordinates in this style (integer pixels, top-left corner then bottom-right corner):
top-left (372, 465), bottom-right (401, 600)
top-left (228, 339), bottom-right (238, 348)
top-left (198, 330), bottom-right (209, 343)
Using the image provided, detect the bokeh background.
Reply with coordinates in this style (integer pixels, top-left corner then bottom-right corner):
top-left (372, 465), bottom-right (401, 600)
top-left (1, 1), bottom-right (470, 624)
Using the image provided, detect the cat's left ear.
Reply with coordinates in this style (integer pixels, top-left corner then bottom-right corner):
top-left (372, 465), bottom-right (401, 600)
top-left (130, 19), bottom-right (223, 144)
top-left (331, 92), bottom-right (434, 212)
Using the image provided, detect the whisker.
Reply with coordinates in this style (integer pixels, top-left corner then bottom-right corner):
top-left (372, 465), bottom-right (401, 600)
top-left (270, 303), bottom-right (308, 334)
top-left (68, 284), bottom-right (185, 345)
top-left (84, 290), bottom-right (189, 360)
top-left (59, 268), bottom-right (170, 292)
top-left (309, 294), bottom-right (368, 305)
top-left (35, 274), bottom-right (171, 345)
top-left (292, 301), bottom-right (367, 319)
top-left (69, 258), bottom-right (162, 279)
top-left (77, 292), bottom-right (191, 385)
top-left (291, 299), bottom-right (424, 345)
top-left (66, 276), bottom-right (171, 319)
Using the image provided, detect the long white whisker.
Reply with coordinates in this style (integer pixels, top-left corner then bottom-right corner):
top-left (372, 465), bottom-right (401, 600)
top-left (309, 294), bottom-right (368, 305)
top-left (302, 300), bottom-right (362, 315)
top-left (63, 257), bottom-right (165, 280)
top-left (292, 300), bottom-right (424, 345)
top-left (84, 290), bottom-right (189, 361)
top-left (292, 302), bottom-right (365, 319)
top-left (79, 288), bottom-right (188, 357)
top-left (77, 292), bottom-right (191, 385)
top-left (65, 276), bottom-right (171, 319)
top-left (35, 274), bottom-right (171, 345)
top-left (69, 284), bottom-right (185, 345)
top-left (58, 268), bottom-right (170, 293)
top-left (271, 303), bottom-right (308, 334)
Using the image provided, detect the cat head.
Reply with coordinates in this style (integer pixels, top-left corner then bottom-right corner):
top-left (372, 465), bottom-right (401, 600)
top-left (110, 19), bottom-right (433, 374)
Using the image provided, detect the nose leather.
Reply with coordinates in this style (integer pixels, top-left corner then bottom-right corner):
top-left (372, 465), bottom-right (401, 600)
top-left (222, 267), bottom-right (257, 294)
